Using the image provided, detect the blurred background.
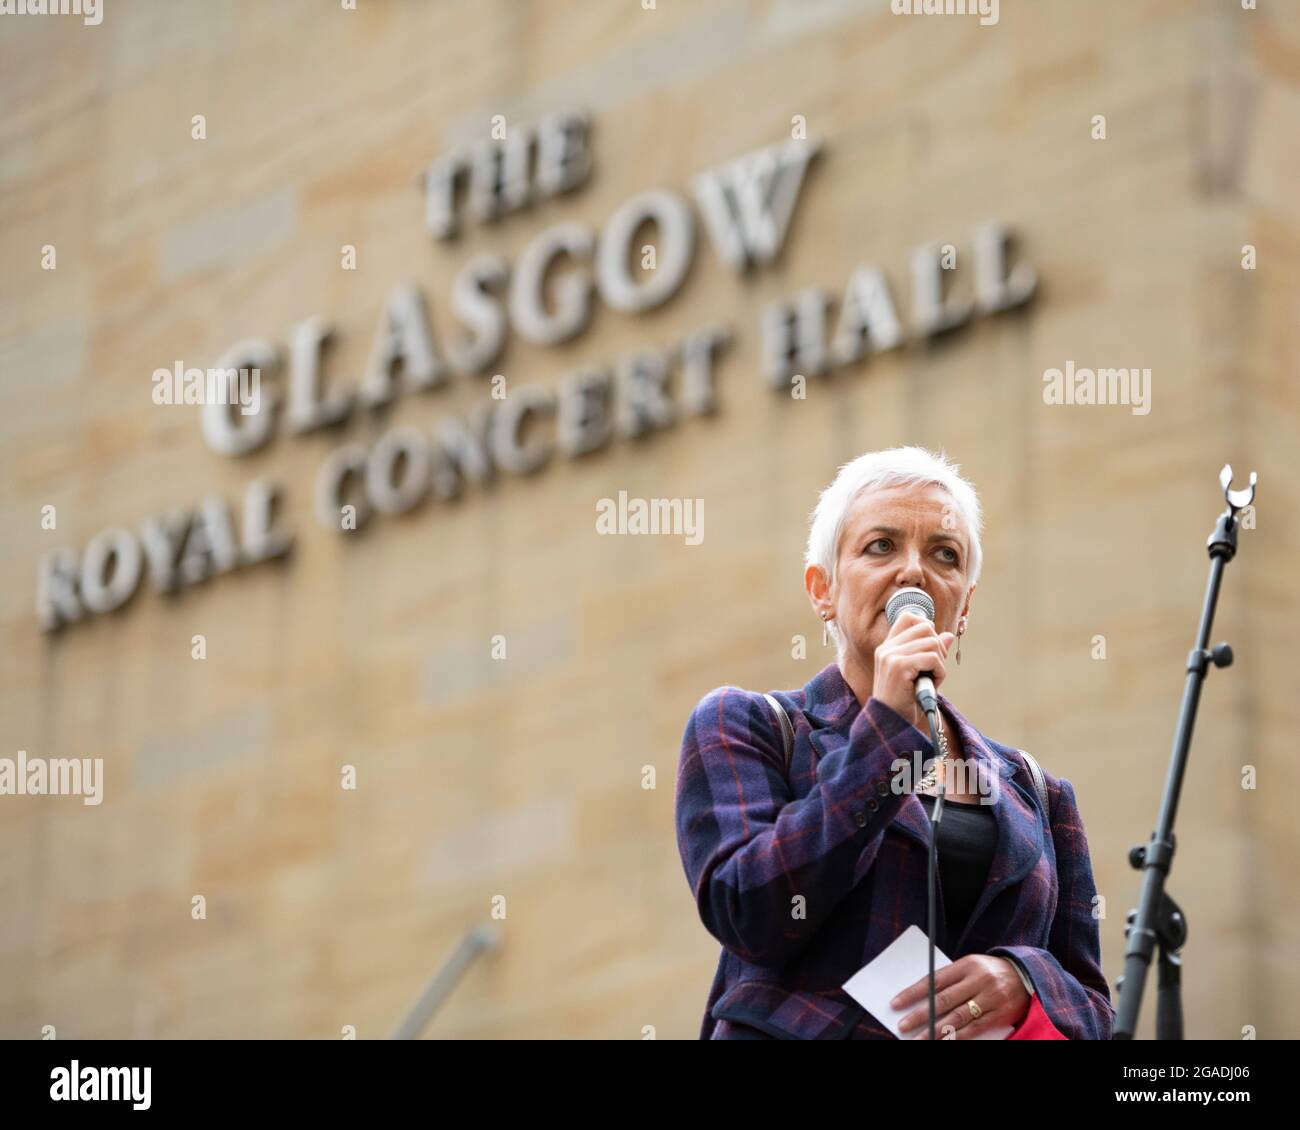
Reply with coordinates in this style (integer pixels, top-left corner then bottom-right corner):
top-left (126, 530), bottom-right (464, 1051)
top-left (1, 0), bottom-right (1296, 1039)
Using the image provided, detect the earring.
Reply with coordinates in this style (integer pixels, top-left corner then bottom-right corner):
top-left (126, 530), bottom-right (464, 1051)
top-left (956, 619), bottom-right (965, 665)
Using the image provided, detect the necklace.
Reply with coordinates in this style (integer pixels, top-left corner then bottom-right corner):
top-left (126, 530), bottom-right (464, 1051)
top-left (914, 718), bottom-right (951, 794)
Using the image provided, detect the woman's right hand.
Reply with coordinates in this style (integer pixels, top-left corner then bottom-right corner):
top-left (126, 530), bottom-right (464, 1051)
top-left (871, 609), bottom-right (955, 722)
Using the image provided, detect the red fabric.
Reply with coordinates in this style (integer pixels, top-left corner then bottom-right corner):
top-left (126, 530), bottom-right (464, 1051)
top-left (1007, 995), bottom-right (1068, 1040)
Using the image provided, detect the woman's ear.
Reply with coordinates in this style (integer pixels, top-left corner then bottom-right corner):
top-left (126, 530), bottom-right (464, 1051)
top-left (804, 564), bottom-right (831, 618)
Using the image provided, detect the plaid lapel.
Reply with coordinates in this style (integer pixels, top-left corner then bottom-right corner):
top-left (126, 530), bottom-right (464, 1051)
top-left (799, 664), bottom-right (1046, 951)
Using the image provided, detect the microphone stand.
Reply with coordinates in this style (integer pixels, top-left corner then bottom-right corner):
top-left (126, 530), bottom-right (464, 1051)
top-left (885, 587), bottom-right (948, 1042)
top-left (1112, 464), bottom-right (1257, 1039)
top-left (919, 683), bottom-right (945, 1042)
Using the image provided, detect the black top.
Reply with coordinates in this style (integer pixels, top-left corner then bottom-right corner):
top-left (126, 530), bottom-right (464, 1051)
top-left (914, 792), bottom-right (998, 952)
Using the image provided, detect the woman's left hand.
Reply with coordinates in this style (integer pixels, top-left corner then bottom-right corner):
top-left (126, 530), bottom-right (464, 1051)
top-left (891, 954), bottom-right (1031, 1040)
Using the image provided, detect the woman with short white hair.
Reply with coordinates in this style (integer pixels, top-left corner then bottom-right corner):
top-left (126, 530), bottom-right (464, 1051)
top-left (675, 446), bottom-right (1113, 1039)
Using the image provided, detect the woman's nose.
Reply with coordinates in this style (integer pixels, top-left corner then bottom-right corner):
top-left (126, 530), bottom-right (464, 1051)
top-left (896, 549), bottom-right (926, 585)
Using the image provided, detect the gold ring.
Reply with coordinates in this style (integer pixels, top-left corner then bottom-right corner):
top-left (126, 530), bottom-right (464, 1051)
top-left (967, 999), bottom-right (982, 1020)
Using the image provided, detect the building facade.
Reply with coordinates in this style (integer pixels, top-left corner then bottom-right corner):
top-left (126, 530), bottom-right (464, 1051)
top-left (1, 0), bottom-right (1296, 1038)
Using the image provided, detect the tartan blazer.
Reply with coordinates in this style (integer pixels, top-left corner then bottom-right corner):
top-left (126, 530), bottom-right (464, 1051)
top-left (674, 662), bottom-right (1114, 1040)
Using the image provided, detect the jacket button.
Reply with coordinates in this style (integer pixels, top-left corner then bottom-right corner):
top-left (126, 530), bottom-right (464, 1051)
top-left (875, 779), bottom-right (889, 796)
top-left (854, 811), bottom-right (867, 828)
top-left (866, 798), bottom-right (879, 812)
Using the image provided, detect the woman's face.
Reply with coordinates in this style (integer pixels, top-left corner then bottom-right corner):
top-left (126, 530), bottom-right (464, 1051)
top-left (808, 484), bottom-right (975, 665)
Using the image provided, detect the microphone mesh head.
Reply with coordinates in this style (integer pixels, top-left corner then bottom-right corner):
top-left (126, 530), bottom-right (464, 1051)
top-left (885, 587), bottom-right (935, 626)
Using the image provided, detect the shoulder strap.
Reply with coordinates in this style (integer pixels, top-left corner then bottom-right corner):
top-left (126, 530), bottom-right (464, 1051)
top-left (762, 693), bottom-right (794, 777)
top-left (1016, 749), bottom-right (1051, 821)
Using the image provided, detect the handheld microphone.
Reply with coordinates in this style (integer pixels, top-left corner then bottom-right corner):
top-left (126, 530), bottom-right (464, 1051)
top-left (884, 586), bottom-right (939, 714)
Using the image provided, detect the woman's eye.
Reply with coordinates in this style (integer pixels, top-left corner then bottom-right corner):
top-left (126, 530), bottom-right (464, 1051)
top-left (937, 547), bottom-right (958, 564)
top-left (866, 538), bottom-right (892, 553)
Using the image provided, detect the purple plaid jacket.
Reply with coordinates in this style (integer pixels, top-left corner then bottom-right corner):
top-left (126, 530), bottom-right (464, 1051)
top-left (675, 662), bottom-right (1114, 1040)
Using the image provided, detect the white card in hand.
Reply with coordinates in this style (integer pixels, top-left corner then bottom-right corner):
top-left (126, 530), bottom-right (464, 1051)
top-left (841, 925), bottom-right (1014, 1040)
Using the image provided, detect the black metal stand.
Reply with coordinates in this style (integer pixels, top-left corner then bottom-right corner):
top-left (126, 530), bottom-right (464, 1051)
top-left (924, 707), bottom-right (946, 1041)
top-left (1112, 465), bottom-right (1257, 1040)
